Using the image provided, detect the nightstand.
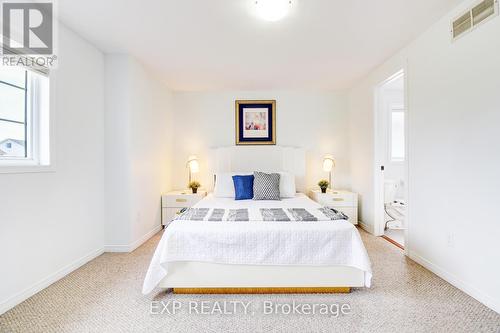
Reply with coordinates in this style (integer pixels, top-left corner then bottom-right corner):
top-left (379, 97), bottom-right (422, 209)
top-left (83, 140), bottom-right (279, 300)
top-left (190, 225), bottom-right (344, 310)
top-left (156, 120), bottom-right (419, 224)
top-left (161, 190), bottom-right (207, 227)
top-left (310, 189), bottom-right (358, 225)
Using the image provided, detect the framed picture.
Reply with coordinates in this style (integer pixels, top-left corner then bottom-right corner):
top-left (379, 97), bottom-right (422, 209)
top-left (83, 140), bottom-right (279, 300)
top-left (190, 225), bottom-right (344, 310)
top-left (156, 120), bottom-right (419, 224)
top-left (235, 100), bottom-right (276, 145)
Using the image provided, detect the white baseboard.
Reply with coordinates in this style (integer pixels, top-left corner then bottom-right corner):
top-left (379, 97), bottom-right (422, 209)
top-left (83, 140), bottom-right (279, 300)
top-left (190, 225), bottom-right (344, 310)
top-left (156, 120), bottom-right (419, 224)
top-left (129, 225), bottom-right (162, 252)
top-left (358, 221), bottom-right (374, 234)
top-left (1, 225), bottom-right (163, 315)
top-left (409, 251), bottom-right (500, 314)
top-left (104, 225), bottom-right (162, 253)
top-left (0, 247), bottom-right (104, 315)
top-left (102, 244), bottom-right (130, 253)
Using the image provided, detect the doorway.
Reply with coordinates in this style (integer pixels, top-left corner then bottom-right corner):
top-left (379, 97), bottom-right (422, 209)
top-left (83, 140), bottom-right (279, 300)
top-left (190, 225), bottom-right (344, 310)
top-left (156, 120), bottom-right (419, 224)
top-left (374, 70), bottom-right (408, 250)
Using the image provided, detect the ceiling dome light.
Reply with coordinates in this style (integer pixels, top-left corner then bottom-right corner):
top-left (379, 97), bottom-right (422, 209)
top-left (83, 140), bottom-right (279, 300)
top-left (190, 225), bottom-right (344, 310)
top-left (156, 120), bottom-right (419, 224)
top-left (255, 0), bottom-right (292, 22)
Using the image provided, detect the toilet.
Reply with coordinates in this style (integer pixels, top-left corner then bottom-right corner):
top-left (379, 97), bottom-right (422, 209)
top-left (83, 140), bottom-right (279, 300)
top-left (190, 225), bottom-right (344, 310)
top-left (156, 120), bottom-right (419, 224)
top-left (384, 179), bottom-right (405, 230)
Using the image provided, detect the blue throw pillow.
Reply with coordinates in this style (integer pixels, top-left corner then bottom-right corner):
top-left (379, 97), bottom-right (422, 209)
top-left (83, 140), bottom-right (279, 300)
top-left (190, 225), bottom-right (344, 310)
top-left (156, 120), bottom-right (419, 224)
top-left (232, 175), bottom-right (254, 200)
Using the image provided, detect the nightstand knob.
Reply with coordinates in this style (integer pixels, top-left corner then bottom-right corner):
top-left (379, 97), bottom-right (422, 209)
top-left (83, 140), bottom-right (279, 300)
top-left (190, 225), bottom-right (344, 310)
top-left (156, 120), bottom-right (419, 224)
top-left (176, 198), bottom-right (188, 203)
top-left (332, 198), bottom-right (344, 201)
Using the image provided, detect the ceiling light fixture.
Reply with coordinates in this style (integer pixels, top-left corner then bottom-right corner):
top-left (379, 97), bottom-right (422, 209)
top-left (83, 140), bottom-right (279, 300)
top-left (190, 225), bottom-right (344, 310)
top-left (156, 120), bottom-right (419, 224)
top-left (255, 0), bottom-right (292, 22)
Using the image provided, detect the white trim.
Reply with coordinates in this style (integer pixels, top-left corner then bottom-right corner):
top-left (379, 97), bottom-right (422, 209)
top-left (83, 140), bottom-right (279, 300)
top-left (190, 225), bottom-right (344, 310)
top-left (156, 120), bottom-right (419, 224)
top-left (27, 72), bottom-right (36, 162)
top-left (373, 67), bottom-right (409, 255)
top-left (0, 247), bottom-right (104, 315)
top-left (403, 59), bottom-right (410, 256)
top-left (104, 225), bottom-right (162, 253)
top-left (0, 68), bottom-right (54, 173)
top-left (129, 225), bottom-right (162, 252)
top-left (102, 244), bottom-right (131, 253)
top-left (0, 225), bottom-right (161, 314)
top-left (0, 163), bottom-right (56, 174)
top-left (358, 221), bottom-right (374, 234)
top-left (409, 251), bottom-right (500, 314)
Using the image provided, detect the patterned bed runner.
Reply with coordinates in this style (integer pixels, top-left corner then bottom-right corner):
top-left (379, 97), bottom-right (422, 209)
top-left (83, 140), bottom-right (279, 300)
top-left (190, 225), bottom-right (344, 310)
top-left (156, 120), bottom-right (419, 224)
top-left (175, 207), bottom-right (348, 222)
top-left (175, 208), bottom-right (210, 221)
top-left (226, 209), bottom-right (249, 222)
top-left (318, 207), bottom-right (349, 220)
top-left (260, 208), bottom-right (291, 221)
top-left (287, 208), bottom-right (318, 221)
top-left (208, 208), bottom-right (225, 221)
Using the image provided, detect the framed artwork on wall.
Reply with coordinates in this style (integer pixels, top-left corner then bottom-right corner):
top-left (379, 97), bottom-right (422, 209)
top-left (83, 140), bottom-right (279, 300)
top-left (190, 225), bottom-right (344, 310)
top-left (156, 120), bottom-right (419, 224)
top-left (235, 100), bottom-right (276, 145)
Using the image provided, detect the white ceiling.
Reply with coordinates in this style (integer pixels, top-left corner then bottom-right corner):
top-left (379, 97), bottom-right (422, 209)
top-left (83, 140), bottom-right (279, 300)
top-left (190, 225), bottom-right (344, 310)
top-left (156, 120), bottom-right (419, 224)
top-left (57, 0), bottom-right (461, 91)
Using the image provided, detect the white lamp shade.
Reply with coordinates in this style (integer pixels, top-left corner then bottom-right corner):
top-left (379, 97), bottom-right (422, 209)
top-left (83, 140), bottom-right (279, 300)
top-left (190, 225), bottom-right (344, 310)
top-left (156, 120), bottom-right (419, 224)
top-left (187, 155), bottom-right (200, 173)
top-left (322, 155), bottom-right (335, 172)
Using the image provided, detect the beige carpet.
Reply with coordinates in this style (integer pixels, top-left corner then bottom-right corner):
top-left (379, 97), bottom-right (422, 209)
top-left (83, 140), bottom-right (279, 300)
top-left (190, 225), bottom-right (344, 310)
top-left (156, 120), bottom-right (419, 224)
top-left (1, 229), bottom-right (499, 333)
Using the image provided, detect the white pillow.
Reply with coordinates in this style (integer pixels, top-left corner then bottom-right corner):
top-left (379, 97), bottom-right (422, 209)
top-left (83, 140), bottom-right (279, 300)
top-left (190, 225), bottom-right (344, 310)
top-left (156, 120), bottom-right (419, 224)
top-left (213, 171), bottom-right (296, 198)
top-left (278, 172), bottom-right (296, 198)
top-left (213, 172), bottom-right (252, 197)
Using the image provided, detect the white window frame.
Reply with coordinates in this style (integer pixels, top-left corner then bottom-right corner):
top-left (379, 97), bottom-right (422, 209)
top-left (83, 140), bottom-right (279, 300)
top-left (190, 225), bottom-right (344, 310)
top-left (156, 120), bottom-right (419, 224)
top-left (0, 68), bottom-right (54, 174)
top-left (388, 104), bottom-right (405, 164)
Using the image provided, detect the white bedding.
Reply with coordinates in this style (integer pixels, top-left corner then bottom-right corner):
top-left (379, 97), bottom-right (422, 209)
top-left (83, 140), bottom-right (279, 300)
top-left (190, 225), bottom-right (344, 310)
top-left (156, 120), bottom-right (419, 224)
top-left (175, 193), bottom-right (345, 221)
top-left (142, 194), bottom-right (372, 294)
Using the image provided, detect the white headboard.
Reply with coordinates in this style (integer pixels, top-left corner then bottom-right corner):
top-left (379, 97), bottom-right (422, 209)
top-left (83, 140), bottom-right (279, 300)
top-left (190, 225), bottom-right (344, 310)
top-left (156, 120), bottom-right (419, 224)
top-left (208, 146), bottom-right (306, 193)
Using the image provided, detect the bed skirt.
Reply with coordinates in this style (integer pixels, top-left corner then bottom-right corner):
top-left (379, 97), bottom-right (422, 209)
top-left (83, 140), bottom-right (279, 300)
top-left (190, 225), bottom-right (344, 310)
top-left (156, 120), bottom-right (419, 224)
top-left (173, 287), bottom-right (351, 294)
top-left (158, 261), bottom-right (365, 292)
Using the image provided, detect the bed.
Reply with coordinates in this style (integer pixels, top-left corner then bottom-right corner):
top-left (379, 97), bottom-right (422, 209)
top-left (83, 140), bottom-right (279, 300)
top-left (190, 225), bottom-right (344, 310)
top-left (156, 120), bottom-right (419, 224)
top-left (142, 146), bottom-right (372, 294)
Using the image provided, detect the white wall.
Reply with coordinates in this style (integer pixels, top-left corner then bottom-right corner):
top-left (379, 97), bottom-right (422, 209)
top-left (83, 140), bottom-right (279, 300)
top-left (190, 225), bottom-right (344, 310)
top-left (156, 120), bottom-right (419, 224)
top-left (349, 0), bottom-right (500, 312)
top-left (0, 24), bottom-right (105, 314)
top-left (171, 91), bottom-right (350, 192)
top-left (104, 55), bottom-right (174, 250)
top-left (128, 59), bottom-right (174, 245)
top-left (104, 56), bottom-right (132, 247)
top-left (349, 52), bottom-right (407, 230)
top-left (0, 32), bottom-right (175, 315)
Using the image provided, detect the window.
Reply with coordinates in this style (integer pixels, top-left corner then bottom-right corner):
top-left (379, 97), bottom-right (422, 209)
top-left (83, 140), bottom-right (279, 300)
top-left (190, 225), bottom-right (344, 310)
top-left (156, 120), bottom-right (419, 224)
top-left (0, 66), bottom-right (50, 168)
top-left (0, 67), bottom-right (27, 158)
top-left (389, 107), bottom-right (405, 162)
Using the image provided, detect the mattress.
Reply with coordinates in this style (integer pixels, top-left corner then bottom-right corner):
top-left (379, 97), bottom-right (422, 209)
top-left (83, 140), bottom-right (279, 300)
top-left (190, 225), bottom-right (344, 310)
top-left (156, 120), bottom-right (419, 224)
top-left (142, 193), bottom-right (372, 294)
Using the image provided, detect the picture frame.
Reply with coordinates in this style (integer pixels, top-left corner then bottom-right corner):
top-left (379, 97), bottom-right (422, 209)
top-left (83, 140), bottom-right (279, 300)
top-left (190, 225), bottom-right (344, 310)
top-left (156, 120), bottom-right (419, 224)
top-left (235, 100), bottom-right (276, 145)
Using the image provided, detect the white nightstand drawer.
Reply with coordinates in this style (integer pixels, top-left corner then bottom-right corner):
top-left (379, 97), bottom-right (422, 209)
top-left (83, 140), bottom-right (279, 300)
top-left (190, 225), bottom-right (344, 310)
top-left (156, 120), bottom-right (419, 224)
top-left (314, 192), bottom-right (356, 207)
top-left (161, 190), bottom-right (207, 226)
top-left (163, 193), bottom-right (204, 208)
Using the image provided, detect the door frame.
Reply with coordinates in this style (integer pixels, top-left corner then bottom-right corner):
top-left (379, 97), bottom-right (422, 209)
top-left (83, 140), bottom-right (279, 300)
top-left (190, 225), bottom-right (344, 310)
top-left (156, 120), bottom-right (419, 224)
top-left (373, 67), bottom-right (410, 254)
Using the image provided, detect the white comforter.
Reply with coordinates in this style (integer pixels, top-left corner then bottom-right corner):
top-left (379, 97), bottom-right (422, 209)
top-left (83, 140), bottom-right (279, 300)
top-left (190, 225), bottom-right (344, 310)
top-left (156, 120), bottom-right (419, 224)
top-left (142, 194), bottom-right (372, 294)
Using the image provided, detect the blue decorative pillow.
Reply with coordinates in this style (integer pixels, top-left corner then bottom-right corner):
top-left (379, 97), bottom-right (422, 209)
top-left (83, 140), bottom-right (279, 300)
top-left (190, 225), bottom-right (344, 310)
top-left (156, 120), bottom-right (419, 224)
top-left (232, 175), bottom-right (254, 200)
